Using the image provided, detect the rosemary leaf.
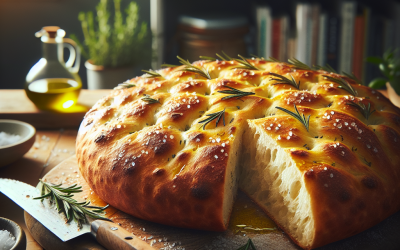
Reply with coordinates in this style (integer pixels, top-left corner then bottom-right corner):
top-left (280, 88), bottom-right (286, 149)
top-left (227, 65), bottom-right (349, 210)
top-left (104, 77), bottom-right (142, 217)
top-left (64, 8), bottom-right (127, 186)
top-left (142, 69), bottom-right (162, 78)
top-left (218, 86), bottom-right (255, 100)
top-left (216, 51), bottom-right (233, 61)
top-left (313, 64), bottom-right (337, 73)
top-left (269, 72), bottom-right (300, 89)
top-left (363, 157), bottom-right (372, 167)
top-left (236, 238), bottom-right (257, 250)
top-left (323, 75), bottom-right (358, 96)
top-left (198, 109), bottom-right (226, 130)
top-left (345, 100), bottom-right (375, 120)
top-left (174, 56), bottom-right (211, 79)
top-left (234, 55), bottom-right (260, 70)
top-left (276, 104), bottom-right (310, 132)
top-left (266, 56), bottom-right (280, 62)
top-left (250, 54), bottom-right (261, 59)
top-left (199, 56), bottom-right (217, 61)
top-left (34, 180), bottom-right (111, 228)
top-left (288, 58), bottom-right (312, 70)
top-left (141, 94), bottom-right (160, 104)
top-left (114, 81), bottom-right (136, 89)
top-left (161, 63), bottom-right (179, 68)
top-left (342, 71), bottom-right (362, 85)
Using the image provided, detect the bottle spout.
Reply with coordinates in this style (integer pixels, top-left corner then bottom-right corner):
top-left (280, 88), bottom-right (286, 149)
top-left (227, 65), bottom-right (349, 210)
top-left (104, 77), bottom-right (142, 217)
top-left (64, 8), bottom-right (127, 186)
top-left (35, 26), bottom-right (64, 42)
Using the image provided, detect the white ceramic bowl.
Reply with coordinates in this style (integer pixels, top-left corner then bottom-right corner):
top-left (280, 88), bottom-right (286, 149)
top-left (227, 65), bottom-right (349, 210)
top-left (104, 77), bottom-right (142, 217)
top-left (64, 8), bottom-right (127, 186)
top-left (0, 120), bottom-right (36, 168)
top-left (0, 217), bottom-right (26, 250)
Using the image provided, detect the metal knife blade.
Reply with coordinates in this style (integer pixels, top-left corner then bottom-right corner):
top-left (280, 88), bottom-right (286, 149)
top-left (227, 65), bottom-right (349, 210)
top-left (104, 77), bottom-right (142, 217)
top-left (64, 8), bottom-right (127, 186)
top-left (0, 178), bottom-right (90, 241)
top-left (0, 178), bottom-right (155, 249)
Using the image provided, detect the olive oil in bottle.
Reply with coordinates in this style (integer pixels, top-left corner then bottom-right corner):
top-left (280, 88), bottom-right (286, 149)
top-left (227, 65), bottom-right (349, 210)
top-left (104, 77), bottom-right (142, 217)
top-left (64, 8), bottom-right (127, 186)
top-left (25, 26), bottom-right (82, 112)
top-left (25, 78), bottom-right (81, 111)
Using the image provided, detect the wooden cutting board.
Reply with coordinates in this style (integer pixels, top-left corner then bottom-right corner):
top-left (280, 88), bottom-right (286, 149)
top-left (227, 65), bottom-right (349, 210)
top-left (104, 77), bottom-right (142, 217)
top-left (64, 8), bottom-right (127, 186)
top-left (25, 155), bottom-right (400, 250)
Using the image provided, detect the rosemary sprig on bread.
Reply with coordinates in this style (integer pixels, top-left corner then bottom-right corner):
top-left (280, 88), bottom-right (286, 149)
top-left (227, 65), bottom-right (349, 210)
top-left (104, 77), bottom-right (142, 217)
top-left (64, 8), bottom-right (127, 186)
top-left (198, 109), bottom-right (226, 130)
top-left (323, 75), bottom-right (358, 96)
top-left (114, 82), bottom-right (135, 90)
top-left (218, 86), bottom-right (255, 100)
top-left (233, 55), bottom-right (260, 70)
top-left (142, 69), bottom-right (162, 78)
top-left (346, 100), bottom-right (375, 120)
top-left (216, 51), bottom-right (233, 61)
top-left (202, 52), bottom-right (260, 70)
top-left (288, 58), bottom-right (312, 70)
top-left (266, 56), bottom-right (280, 62)
top-left (276, 104), bottom-right (310, 132)
top-left (141, 94), bottom-right (160, 104)
top-left (162, 56), bottom-right (211, 80)
top-left (269, 72), bottom-right (301, 89)
top-left (313, 64), bottom-right (336, 73)
top-left (342, 71), bottom-right (362, 85)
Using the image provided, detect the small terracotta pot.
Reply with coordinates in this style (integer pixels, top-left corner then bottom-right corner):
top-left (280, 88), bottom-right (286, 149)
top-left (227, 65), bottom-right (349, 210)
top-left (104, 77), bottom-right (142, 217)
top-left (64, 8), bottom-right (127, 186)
top-left (386, 82), bottom-right (400, 108)
top-left (85, 60), bottom-right (137, 89)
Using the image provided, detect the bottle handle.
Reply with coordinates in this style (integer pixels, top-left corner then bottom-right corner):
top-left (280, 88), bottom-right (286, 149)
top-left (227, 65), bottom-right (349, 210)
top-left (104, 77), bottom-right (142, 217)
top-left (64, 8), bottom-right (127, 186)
top-left (62, 38), bottom-right (81, 74)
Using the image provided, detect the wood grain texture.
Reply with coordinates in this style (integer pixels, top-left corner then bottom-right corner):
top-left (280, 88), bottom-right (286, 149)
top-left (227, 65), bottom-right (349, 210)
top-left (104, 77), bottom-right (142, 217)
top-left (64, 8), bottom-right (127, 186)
top-left (94, 220), bottom-right (156, 250)
top-left (0, 89), bottom-right (109, 129)
top-left (0, 129), bottom-right (78, 250)
top-left (26, 155), bottom-right (400, 250)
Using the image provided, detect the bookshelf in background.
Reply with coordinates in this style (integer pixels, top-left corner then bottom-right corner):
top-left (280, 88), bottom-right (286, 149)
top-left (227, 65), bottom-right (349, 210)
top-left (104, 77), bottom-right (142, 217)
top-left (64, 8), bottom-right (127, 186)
top-left (152, 0), bottom-right (400, 85)
top-left (254, 0), bottom-right (400, 84)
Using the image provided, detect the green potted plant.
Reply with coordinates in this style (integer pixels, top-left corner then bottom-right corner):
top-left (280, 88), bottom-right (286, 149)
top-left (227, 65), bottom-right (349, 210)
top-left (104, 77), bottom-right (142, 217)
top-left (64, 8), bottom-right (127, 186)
top-left (367, 49), bottom-right (400, 107)
top-left (71, 0), bottom-right (150, 89)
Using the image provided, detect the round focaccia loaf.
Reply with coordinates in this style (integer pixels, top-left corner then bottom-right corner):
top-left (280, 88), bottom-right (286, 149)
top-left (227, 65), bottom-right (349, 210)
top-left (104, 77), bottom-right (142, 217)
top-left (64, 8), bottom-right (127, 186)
top-left (76, 58), bottom-right (400, 249)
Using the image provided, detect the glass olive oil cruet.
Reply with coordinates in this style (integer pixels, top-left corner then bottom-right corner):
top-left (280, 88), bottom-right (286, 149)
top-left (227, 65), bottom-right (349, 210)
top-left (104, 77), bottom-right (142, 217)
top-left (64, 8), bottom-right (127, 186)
top-left (25, 26), bottom-right (82, 111)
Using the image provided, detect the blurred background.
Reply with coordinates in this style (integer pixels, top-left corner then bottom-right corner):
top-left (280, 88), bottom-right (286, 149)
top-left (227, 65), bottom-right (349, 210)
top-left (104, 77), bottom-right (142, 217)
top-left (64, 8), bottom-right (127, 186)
top-left (1, 0), bottom-right (399, 89)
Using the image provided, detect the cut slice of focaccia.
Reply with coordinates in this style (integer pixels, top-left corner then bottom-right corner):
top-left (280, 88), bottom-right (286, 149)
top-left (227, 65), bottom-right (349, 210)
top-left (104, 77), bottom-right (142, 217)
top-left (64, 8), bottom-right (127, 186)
top-left (240, 74), bottom-right (400, 248)
top-left (76, 57), bottom-right (400, 249)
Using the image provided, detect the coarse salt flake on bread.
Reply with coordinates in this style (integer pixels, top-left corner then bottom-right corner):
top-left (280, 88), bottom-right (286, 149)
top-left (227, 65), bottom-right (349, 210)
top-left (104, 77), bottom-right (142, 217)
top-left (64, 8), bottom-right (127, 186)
top-left (76, 56), bottom-right (400, 249)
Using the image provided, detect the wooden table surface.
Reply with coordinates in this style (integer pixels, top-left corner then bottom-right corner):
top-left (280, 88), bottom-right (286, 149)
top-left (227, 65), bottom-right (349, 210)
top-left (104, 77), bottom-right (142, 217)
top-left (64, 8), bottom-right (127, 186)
top-left (0, 89), bottom-right (109, 249)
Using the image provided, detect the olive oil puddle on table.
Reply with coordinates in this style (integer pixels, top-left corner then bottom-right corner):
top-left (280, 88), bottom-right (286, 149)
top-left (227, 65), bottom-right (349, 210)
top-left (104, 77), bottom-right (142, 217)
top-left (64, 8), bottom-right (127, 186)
top-left (229, 191), bottom-right (278, 235)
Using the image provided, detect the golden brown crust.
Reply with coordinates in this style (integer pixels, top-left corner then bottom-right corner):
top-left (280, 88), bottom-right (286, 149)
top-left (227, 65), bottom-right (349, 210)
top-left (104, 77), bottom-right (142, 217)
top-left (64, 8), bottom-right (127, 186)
top-left (77, 59), bottom-right (400, 248)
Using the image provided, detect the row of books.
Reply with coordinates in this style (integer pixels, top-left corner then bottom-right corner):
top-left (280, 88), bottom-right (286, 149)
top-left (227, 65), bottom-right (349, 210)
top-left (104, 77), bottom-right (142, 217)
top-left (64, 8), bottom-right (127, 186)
top-left (255, 0), bottom-right (400, 84)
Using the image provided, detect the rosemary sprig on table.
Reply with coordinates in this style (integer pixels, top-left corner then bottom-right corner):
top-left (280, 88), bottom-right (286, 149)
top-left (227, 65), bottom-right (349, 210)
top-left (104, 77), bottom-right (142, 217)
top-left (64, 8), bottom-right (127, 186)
top-left (323, 75), bottom-right (358, 96)
top-left (198, 109), bottom-right (226, 130)
top-left (114, 82), bottom-right (135, 90)
top-left (276, 104), bottom-right (310, 132)
top-left (313, 64), bottom-right (336, 73)
top-left (218, 86), bottom-right (255, 100)
top-left (346, 100), bottom-right (375, 120)
top-left (288, 58), bottom-right (312, 70)
top-left (142, 69), bottom-right (162, 78)
top-left (342, 71), bottom-right (362, 85)
top-left (237, 238), bottom-right (257, 250)
top-left (34, 180), bottom-right (110, 229)
top-left (141, 94), bottom-right (160, 104)
top-left (269, 72), bottom-right (301, 89)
